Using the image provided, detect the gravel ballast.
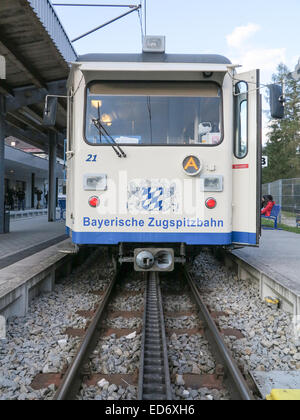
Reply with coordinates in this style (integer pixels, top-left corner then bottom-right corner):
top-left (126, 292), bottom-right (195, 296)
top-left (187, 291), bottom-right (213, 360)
top-left (191, 252), bottom-right (300, 374)
top-left (0, 250), bottom-right (114, 400)
top-left (1, 248), bottom-right (299, 401)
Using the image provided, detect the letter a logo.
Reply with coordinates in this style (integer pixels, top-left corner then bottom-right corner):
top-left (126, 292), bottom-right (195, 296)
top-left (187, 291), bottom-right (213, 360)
top-left (182, 155), bottom-right (201, 176)
top-left (184, 157), bottom-right (198, 171)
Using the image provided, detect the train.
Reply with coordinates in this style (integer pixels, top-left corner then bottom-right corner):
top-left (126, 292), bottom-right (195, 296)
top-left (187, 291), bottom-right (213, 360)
top-left (45, 36), bottom-right (284, 271)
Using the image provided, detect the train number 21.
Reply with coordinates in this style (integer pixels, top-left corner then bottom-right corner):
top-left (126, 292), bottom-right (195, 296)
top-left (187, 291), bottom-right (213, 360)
top-left (86, 154), bottom-right (97, 162)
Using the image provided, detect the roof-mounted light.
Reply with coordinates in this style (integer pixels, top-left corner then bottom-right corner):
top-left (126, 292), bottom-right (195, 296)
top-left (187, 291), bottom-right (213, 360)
top-left (143, 36), bottom-right (165, 53)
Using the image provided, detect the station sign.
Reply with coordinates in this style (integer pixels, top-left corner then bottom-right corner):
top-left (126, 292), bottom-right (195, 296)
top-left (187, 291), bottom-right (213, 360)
top-left (0, 55), bottom-right (5, 79)
top-left (262, 156), bottom-right (268, 168)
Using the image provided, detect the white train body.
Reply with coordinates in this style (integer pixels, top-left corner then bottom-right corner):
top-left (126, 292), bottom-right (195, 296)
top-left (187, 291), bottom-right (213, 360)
top-left (65, 53), bottom-right (261, 267)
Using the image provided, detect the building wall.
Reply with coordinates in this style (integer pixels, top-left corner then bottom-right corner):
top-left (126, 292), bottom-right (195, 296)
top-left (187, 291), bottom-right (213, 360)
top-left (4, 145), bottom-right (64, 210)
top-left (5, 174), bottom-right (46, 209)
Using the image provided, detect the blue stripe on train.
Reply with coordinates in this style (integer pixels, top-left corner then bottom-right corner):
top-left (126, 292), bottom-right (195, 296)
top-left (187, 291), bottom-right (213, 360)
top-left (71, 231), bottom-right (257, 245)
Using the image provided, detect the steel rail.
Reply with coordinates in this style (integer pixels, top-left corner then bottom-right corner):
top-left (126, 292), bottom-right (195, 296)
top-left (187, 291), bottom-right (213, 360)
top-left (138, 272), bottom-right (172, 400)
top-left (54, 267), bottom-right (122, 400)
top-left (183, 267), bottom-right (254, 401)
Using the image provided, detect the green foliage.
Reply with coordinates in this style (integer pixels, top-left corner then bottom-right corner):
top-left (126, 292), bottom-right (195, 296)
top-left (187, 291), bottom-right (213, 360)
top-left (262, 218), bottom-right (300, 234)
top-left (262, 63), bottom-right (300, 183)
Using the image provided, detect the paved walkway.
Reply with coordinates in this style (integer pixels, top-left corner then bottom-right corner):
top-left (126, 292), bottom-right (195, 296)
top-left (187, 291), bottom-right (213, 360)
top-left (232, 229), bottom-right (300, 295)
top-left (0, 216), bottom-right (67, 268)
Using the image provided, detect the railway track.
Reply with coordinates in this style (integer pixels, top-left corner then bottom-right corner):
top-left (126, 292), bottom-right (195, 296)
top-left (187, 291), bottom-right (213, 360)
top-left (54, 266), bottom-right (124, 400)
top-left (137, 268), bottom-right (253, 401)
top-left (181, 267), bottom-right (254, 401)
top-left (138, 272), bottom-right (172, 400)
top-left (53, 264), bottom-right (254, 401)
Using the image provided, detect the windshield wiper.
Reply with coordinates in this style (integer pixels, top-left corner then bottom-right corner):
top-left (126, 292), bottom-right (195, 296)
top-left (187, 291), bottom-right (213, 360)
top-left (92, 118), bottom-right (127, 158)
top-left (147, 96), bottom-right (153, 144)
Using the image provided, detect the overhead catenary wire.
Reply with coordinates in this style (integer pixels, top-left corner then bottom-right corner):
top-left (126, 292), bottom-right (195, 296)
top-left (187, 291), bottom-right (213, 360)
top-left (53, 3), bottom-right (142, 43)
top-left (137, 8), bottom-right (144, 43)
top-left (70, 5), bottom-right (142, 42)
top-left (53, 3), bottom-right (139, 7)
top-left (144, 0), bottom-right (147, 36)
top-left (147, 96), bottom-right (153, 144)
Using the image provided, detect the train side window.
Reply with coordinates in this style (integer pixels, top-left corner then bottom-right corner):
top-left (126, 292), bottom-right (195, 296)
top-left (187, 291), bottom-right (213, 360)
top-left (234, 81), bottom-right (248, 159)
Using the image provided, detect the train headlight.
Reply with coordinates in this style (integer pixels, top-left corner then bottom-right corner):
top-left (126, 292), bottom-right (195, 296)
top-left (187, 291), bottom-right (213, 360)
top-left (134, 248), bottom-right (174, 271)
top-left (201, 175), bottom-right (223, 192)
top-left (84, 174), bottom-right (107, 191)
top-left (155, 251), bottom-right (173, 271)
top-left (205, 198), bottom-right (217, 209)
top-left (88, 196), bottom-right (100, 208)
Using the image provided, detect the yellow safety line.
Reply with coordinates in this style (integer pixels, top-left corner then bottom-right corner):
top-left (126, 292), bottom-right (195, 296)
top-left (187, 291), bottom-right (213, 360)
top-left (266, 389), bottom-right (300, 401)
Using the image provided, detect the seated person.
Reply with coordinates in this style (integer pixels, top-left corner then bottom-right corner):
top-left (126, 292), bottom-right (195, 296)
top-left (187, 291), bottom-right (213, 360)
top-left (261, 195), bottom-right (275, 217)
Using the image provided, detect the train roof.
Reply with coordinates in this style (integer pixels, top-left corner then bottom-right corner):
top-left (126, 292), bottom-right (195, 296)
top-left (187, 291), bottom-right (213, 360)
top-left (76, 53), bottom-right (231, 65)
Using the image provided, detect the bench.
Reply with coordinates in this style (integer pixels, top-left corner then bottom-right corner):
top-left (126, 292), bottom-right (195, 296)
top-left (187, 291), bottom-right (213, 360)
top-left (261, 204), bottom-right (281, 229)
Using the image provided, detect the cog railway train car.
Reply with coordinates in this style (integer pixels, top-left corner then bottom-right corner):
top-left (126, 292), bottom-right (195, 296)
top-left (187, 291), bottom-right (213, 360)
top-left (59, 38), bottom-right (283, 272)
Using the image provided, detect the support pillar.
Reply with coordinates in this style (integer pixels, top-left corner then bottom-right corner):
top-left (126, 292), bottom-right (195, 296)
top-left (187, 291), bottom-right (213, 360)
top-left (0, 95), bottom-right (6, 234)
top-left (31, 173), bottom-right (35, 209)
top-left (56, 177), bottom-right (58, 207)
top-left (278, 179), bottom-right (282, 224)
top-left (40, 270), bottom-right (55, 293)
top-left (48, 131), bottom-right (57, 222)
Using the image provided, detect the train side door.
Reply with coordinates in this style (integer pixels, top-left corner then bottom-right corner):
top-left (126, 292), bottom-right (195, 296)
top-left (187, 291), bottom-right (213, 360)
top-left (232, 69), bottom-right (261, 245)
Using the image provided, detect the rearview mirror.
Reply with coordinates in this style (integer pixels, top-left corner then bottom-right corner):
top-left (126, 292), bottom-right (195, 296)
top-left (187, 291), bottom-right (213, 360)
top-left (43, 96), bottom-right (58, 126)
top-left (268, 84), bottom-right (284, 119)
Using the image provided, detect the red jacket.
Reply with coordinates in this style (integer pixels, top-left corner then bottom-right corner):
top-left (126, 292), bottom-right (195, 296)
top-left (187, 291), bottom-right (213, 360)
top-left (261, 201), bottom-right (275, 217)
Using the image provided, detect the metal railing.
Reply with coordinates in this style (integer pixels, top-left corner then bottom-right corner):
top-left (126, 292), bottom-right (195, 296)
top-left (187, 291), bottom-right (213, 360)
top-left (262, 178), bottom-right (300, 223)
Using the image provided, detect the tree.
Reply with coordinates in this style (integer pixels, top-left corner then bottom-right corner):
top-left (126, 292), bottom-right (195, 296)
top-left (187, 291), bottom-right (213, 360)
top-left (262, 63), bottom-right (300, 183)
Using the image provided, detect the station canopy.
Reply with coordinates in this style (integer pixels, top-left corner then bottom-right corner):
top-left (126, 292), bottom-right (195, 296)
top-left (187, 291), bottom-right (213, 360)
top-left (0, 0), bottom-right (77, 158)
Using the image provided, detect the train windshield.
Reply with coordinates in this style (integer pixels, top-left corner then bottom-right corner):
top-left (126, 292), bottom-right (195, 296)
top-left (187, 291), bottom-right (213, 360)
top-left (85, 82), bottom-right (222, 146)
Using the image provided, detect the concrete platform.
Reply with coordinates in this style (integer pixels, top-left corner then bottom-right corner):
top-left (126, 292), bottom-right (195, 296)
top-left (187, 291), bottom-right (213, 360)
top-left (233, 229), bottom-right (300, 296)
top-left (250, 371), bottom-right (300, 399)
top-left (0, 216), bottom-right (67, 269)
top-left (226, 229), bottom-right (300, 341)
top-left (0, 239), bottom-right (72, 321)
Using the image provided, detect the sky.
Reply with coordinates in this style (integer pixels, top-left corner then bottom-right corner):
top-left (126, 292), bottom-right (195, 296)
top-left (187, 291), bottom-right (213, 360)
top-left (51, 0), bottom-right (300, 142)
